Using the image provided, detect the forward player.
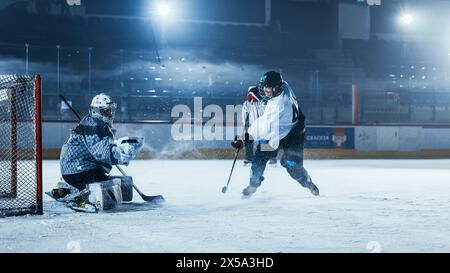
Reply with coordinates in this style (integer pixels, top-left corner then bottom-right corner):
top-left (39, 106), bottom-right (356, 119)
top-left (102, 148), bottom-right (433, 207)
top-left (232, 71), bottom-right (319, 198)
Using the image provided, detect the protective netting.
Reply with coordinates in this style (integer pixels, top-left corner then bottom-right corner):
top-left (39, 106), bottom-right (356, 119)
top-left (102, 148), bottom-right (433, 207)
top-left (0, 75), bottom-right (42, 217)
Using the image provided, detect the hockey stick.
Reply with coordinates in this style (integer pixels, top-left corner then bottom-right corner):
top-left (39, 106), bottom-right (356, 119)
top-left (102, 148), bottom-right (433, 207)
top-left (115, 165), bottom-right (164, 203)
top-left (59, 95), bottom-right (164, 203)
top-left (221, 147), bottom-right (241, 194)
top-left (59, 95), bottom-right (82, 120)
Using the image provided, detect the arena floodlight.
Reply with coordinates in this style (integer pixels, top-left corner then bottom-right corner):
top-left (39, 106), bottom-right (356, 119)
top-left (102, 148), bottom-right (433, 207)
top-left (156, 2), bottom-right (171, 17)
top-left (399, 13), bottom-right (414, 26)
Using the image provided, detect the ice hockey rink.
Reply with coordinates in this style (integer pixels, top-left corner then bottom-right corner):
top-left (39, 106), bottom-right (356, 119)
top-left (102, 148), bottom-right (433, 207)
top-left (1, 159), bottom-right (450, 253)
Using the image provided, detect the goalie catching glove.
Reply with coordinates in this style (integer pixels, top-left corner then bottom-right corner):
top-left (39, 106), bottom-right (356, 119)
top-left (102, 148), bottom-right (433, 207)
top-left (112, 146), bottom-right (133, 165)
top-left (112, 136), bottom-right (145, 165)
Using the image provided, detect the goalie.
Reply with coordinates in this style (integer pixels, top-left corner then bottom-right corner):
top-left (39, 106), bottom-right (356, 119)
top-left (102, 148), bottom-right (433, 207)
top-left (51, 93), bottom-right (144, 212)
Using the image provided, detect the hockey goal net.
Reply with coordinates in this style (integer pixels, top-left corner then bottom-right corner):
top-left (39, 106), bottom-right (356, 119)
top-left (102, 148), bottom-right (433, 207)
top-left (0, 75), bottom-right (42, 217)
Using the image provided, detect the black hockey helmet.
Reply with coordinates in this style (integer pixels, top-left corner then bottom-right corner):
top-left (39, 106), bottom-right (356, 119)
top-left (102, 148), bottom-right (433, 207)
top-left (259, 71), bottom-right (283, 97)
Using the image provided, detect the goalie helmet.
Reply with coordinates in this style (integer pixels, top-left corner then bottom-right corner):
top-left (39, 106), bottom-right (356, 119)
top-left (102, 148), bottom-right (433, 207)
top-left (89, 93), bottom-right (117, 124)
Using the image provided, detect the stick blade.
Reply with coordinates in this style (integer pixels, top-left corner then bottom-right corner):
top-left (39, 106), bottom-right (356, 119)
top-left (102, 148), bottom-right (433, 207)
top-left (142, 194), bottom-right (165, 204)
top-left (221, 186), bottom-right (227, 194)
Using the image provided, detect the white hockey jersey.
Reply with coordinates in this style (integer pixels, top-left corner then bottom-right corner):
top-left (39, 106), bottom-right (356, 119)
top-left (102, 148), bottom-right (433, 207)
top-left (247, 82), bottom-right (303, 149)
top-left (241, 99), bottom-right (266, 129)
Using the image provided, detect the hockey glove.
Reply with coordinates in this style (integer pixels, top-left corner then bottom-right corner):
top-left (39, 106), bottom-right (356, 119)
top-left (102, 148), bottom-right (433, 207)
top-left (231, 136), bottom-right (244, 150)
top-left (246, 90), bottom-right (260, 103)
top-left (112, 146), bottom-right (133, 166)
top-left (115, 136), bottom-right (145, 157)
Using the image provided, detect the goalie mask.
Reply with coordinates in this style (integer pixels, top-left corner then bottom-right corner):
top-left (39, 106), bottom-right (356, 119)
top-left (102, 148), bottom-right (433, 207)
top-left (89, 93), bottom-right (117, 124)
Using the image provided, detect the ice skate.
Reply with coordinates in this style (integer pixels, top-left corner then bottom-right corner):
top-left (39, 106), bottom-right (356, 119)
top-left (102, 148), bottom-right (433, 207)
top-left (241, 176), bottom-right (264, 199)
top-left (66, 189), bottom-right (99, 213)
top-left (241, 185), bottom-right (258, 199)
top-left (46, 180), bottom-right (80, 202)
top-left (298, 176), bottom-right (319, 196)
top-left (307, 182), bottom-right (320, 196)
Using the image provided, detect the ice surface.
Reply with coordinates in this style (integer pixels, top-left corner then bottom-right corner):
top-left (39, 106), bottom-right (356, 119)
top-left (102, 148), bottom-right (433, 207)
top-left (1, 159), bottom-right (450, 252)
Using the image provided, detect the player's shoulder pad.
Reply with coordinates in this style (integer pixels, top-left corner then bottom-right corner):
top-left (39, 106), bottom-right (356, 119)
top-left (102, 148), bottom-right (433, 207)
top-left (74, 116), bottom-right (113, 138)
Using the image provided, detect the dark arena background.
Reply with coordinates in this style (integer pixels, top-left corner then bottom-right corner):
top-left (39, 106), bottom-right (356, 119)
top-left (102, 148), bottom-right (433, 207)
top-left (1, 0), bottom-right (450, 255)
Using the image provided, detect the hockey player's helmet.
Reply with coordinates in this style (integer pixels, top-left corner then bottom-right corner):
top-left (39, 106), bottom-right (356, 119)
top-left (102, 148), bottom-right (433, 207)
top-left (259, 71), bottom-right (284, 98)
top-left (89, 93), bottom-right (117, 124)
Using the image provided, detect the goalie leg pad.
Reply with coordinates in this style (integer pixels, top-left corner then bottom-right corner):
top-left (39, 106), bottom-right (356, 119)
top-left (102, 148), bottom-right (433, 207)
top-left (87, 179), bottom-right (123, 211)
top-left (109, 175), bottom-right (134, 202)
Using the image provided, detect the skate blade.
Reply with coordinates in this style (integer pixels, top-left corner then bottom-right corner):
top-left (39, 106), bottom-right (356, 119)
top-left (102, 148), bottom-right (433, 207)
top-left (67, 201), bottom-right (99, 213)
top-left (241, 193), bottom-right (253, 200)
top-left (69, 206), bottom-right (98, 213)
